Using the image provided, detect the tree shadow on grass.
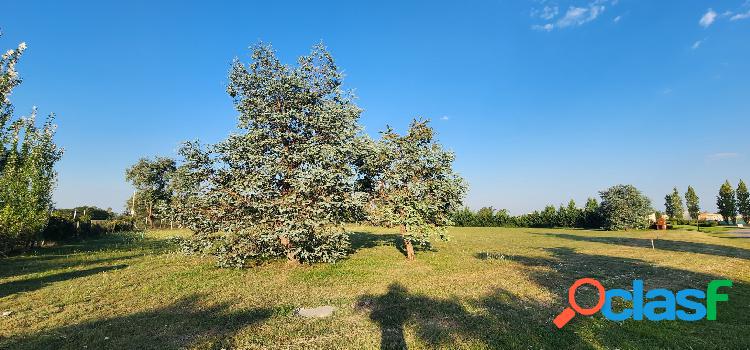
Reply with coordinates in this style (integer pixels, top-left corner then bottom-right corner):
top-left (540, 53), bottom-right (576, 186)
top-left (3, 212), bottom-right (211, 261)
top-left (349, 232), bottom-right (434, 258)
top-left (356, 283), bottom-right (585, 349)
top-left (0, 233), bottom-right (171, 280)
top-left (477, 247), bottom-right (750, 349)
top-left (0, 295), bottom-right (273, 350)
top-left (0, 264), bottom-right (128, 297)
top-left (533, 232), bottom-right (750, 260)
top-left (0, 254), bottom-right (139, 281)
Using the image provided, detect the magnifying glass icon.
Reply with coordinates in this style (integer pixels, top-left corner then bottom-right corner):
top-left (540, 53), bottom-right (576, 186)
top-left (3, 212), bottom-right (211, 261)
top-left (553, 278), bottom-right (605, 329)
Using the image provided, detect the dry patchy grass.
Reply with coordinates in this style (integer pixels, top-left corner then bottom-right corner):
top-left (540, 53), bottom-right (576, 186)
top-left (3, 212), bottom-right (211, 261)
top-left (1, 227), bottom-right (749, 349)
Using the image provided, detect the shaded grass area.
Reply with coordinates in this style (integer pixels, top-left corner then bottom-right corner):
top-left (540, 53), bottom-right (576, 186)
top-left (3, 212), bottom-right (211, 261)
top-left (1, 227), bottom-right (749, 349)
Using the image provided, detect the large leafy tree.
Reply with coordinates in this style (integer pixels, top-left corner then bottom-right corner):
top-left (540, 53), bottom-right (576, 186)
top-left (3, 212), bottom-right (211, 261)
top-left (363, 120), bottom-right (466, 260)
top-left (175, 43), bottom-right (366, 265)
top-left (684, 186), bottom-right (700, 221)
top-left (664, 187), bottom-right (684, 221)
top-left (716, 180), bottom-right (737, 224)
top-left (0, 38), bottom-right (62, 254)
top-left (125, 157), bottom-right (176, 228)
top-left (598, 184), bottom-right (652, 230)
top-left (736, 180), bottom-right (750, 224)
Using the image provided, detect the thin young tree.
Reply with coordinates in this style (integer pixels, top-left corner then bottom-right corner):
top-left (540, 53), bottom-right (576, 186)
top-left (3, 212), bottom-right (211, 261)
top-left (684, 186), bottom-right (700, 221)
top-left (736, 180), bottom-right (750, 224)
top-left (363, 120), bottom-right (466, 260)
top-left (664, 187), bottom-right (684, 222)
top-left (717, 180), bottom-right (737, 224)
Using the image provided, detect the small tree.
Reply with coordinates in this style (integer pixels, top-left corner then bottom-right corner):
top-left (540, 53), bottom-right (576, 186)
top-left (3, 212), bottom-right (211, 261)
top-left (685, 186), bottom-right (700, 221)
top-left (475, 207), bottom-right (496, 227)
top-left (364, 120), bottom-right (466, 260)
top-left (451, 207), bottom-right (476, 227)
top-left (599, 185), bottom-right (652, 230)
top-left (664, 187), bottom-right (684, 222)
top-left (716, 180), bottom-right (737, 224)
top-left (125, 157), bottom-right (176, 228)
top-left (583, 197), bottom-right (602, 228)
top-left (736, 180), bottom-right (750, 224)
top-left (1, 38), bottom-right (62, 254)
top-left (552, 200), bottom-right (580, 228)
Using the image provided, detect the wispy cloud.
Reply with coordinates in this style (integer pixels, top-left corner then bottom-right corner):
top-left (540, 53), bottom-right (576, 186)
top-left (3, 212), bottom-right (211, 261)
top-left (613, 15), bottom-right (622, 23)
top-left (691, 39), bottom-right (704, 50)
top-left (699, 8), bottom-right (717, 27)
top-left (531, 0), bottom-right (612, 31)
top-left (539, 6), bottom-right (559, 20)
top-left (661, 88), bottom-right (673, 95)
top-left (730, 10), bottom-right (750, 21)
top-left (532, 23), bottom-right (555, 31)
top-left (558, 6), bottom-right (602, 27)
top-left (440, 115), bottom-right (450, 121)
top-left (708, 152), bottom-right (741, 160)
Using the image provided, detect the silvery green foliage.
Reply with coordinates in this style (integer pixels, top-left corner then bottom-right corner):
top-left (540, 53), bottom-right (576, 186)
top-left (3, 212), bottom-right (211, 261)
top-left (363, 119), bottom-right (467, 247)
top-left (173, 43), bottom-right (365, 266)
top-left (599, 184), bottom-right (652, 230)
top-left (0, 39), bottom-right (62, 254)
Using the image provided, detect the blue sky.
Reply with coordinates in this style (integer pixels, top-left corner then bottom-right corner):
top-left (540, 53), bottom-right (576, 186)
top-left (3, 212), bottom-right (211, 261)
top-left (1, 0), bottom-right (748, 214)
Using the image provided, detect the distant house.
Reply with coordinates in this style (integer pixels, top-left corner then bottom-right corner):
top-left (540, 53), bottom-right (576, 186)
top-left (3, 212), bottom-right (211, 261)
top-left (648, 213), bottom-right (669, 223)
top-left (698, 212), bottom-right (724, 222)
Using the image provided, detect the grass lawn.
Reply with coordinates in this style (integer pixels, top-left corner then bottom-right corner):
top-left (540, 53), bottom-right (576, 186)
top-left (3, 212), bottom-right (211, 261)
top-left (671, 224), bottom-right (742, 234)
top-left (1, 226), bottom-right (749, 349)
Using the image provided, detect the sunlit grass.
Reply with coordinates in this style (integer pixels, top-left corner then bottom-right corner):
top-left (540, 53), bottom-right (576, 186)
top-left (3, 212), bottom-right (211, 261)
top-left (1, 227), bottom-right (749, 349)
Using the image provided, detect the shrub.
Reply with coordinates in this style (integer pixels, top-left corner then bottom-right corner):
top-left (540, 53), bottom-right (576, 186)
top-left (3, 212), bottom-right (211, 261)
top-left (40, 215), bottom-right (76, 242)
top-left (599, 184), bottom-right (652, 230)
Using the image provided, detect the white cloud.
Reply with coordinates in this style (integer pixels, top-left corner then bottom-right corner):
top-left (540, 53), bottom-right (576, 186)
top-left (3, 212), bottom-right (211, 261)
top-left (708, 152), bottom-right (741, 160)
top-left (440, 116), bottom-right (450, 121)
top-left (699, 8), bottom-right (717, 27)
top-left (557, 5), bottom-right (604, 28)
top-left (691, 39), bottom-right (704, 50)
top-left (613, 15), bottom-right (622, 23)
top-left (539, 6), bottom-right (559, 20)
top-left (730, 10), bottom-right (750, 20)
top-left (531, 0), bottom-right (611, 31)
top-left (532, 23), bottom-right (555, 31)
top-left (661, 88), bottom-right (673, 95)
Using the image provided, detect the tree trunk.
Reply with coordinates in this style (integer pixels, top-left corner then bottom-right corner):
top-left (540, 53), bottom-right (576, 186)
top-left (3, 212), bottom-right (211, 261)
top-left (279, 236), bottom-right (299, 264)
top-left (400, 225), bottom-right (415, 260)
top-left (147, 204), bottom-right (153, 229)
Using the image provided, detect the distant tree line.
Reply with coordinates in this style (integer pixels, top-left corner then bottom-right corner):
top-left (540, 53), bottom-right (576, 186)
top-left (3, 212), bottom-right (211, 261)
top-left (453, 184), bottom-right (652, 231)
top-left (454, 180), bottom-right (750, 230)
top-left (452, 199), bottom-right (603, 229)
top-left (42, 206), bottom-right (135, 242)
